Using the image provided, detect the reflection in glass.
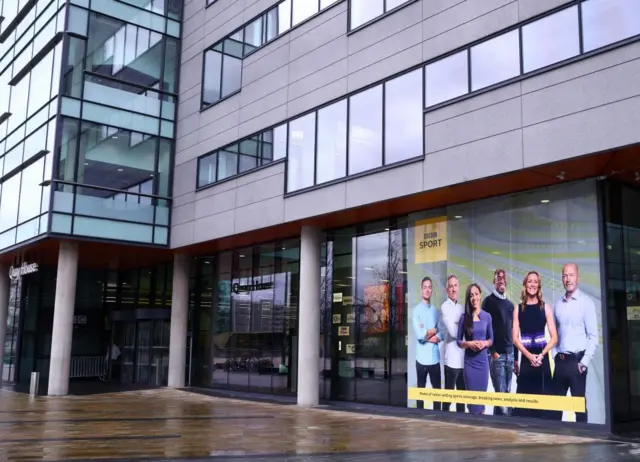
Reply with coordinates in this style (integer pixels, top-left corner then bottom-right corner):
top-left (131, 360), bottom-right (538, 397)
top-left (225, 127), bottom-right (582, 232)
top-left (350, 0), bottom-right (384, 29)
top-left (348, 86), bottom-right (383, 175)
top-left (203, 50), bottom-right (222, 105)
top-left (287, 113), bottom-right (316, 192)
top-left (316, 100), bottom-right (347, 185)
top-left (425, 50), bottom-right (468, 107)
top-left (0, 175), bottom-right (20, 232)
top-left (522, 6), bottom-right (579, 73)
top-left (292, 0), bottom-right (319, 26)
top-left (17, 158), bottom-right (44, 224)
top-left (471, 30), bottom-right (520, 91)
top-left (278, 0), bottom-right (292, 34)
top-left (385, 69), bottom-right (422, 164)
top-left (582, 0), bottom-right (640, 52)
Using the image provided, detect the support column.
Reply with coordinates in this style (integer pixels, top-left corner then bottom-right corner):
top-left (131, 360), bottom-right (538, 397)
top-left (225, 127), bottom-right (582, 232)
top-left (48, 241), bottom-right (79, 396)
top-left (0, 263), bottom-right (9, 382)
top-left (168, 253), bottom-right (189, 388)
top-left (297, 225), bottom-right (322, 407)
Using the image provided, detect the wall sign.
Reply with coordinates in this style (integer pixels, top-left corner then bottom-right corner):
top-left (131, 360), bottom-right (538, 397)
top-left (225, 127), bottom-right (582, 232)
top-left (232, 280), bottom-right (274, 294)
top-left (9, 262), bottom-right (39, 280)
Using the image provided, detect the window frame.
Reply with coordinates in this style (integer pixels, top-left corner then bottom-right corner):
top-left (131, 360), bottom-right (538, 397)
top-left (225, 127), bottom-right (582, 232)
top-left (347, 0), bottom-right (416, 32)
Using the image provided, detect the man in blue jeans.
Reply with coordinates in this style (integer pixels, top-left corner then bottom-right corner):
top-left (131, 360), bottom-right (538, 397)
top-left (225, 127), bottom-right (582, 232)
top-left (482, 268), bottom-right (517, 416)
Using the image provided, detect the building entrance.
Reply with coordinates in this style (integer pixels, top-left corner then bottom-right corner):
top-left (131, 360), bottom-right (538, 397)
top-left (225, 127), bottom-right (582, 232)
top-left (602, 180), bottom-right (640, 431)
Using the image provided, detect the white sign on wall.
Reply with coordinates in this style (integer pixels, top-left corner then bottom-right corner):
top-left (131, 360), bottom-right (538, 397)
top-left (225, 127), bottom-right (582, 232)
top-left (8, 262), bottom-right (39, 280)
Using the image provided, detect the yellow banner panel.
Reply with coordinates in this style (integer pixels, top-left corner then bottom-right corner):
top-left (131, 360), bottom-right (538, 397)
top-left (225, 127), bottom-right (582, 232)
top-left (414, 217), bottom-right (447, 263)
top-left (408, 388), bottom-right (585, 413)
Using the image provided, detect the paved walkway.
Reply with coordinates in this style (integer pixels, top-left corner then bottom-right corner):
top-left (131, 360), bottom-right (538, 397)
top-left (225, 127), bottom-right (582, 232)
top-left (0, 388), bottom-right (637, 461)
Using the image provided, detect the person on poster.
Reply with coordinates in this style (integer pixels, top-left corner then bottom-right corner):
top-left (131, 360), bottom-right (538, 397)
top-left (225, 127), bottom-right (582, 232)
top-left (457, 283), bottom-right (493, 415)
top-left (512, 271), bottom-right (558, 419)
top-left (482, 268), bottom-right (515, 416)
top-left (551, 263), bottom-right (599, 422)
top-left (441, 274), bottom-right (466, 412)
top-left (412, 276), bottom-right (444, 410)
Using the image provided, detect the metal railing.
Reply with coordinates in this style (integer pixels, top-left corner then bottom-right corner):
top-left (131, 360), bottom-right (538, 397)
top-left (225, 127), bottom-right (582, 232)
top-left (70, 356), bottom-right (107, 378)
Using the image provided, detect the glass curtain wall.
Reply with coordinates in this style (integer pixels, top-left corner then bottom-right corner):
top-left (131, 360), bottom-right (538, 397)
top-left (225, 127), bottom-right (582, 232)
top-left (602, 180), bottom-right (640, 428)
top-left (192, 241), bottom-right (301, 395)
top-left (325, 219), bottom-right (408, 405)
top-left (52, 2), bottom-right (179, 245)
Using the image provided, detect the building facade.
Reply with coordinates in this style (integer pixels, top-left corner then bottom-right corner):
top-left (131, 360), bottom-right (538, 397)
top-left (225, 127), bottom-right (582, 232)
top-left (1, 0), bottom-right (640, 436)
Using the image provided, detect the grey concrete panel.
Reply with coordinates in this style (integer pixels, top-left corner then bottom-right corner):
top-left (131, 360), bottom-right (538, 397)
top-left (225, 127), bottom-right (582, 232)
top-left (517, 0), bottom-right (573, 21)
top-left (177, 94), bottom-right (201, 123)
top-left (240, 66), bottom-right (289, 107)
top-left (235, 172), bottom-right (285, 207)
top-left (523, 95), bottom-right (640, 167)
top-left (234, 196), bottom-right (285, 233)
top-left (172, 201), bottom-right (196, 226)
top-left (179, 55), bottom-right (202, 95)
top-left (176, 129), bottom-right (199, 154)
top-left (425, 82), bottom-right (522, 126)
top-left (423, 1), bottom-right (519, 61)
top-left (193, 210), bottom-right (236, 242)
top-left (238, 104), bottom-right (288, 139)
top-left (283, 182), bottom-right (347, 222)
top-left (348, 23), bottom-right (422, 74)
top-left (522, 56), bottom-right (640, 127)
top-left (183, 0), bottom-right (203, 21)
top-left (423, 0), bottom-right (465, 20)
top-left (423, 129), bottom-right (524, 190)
top-left (199, 97), bottom-right (241, 132)
top-left (182, 9), bottom-right (206, 42)
top-left (287, 78), bottom-right (347, 119)
top-left (425, 97), bottom-right (523, 153)
top-left (289, 1), bottom-right (347, 40)
top-left (242, 41), bottom-right (291, 86)
top-left (289, 8), bottom-right (347, 61)
top-left (171, 221), bottom-right (195, 248)
top-left (236, 161), bottom-right (285, 186)
top-left (204, 0), bottom-right (245, 43)
top-left (244, 0), bottom-right (280, 22)
top-left (521, 41), bottom-right (640, 94)
top-left (345, 162), bottom-right (424, 209)
top-left (173, 192), bottom-right (196, 209)
top-left (195, 188), bottom-right (237, 219)
top-left (289, 36), bottom-right (348, 83)
top-left (288, 59), bottom-right (348, 101)
top-left (347, 43), bottom-right (422, 93)
top-left (349, 0), bottom-right (423, 55)
top-left (173, 159), bottom-right (197, 199)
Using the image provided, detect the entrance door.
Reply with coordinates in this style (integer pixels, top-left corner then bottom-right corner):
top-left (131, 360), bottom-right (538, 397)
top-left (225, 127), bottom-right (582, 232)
top-left (603, 181), bottom-right (640, 430)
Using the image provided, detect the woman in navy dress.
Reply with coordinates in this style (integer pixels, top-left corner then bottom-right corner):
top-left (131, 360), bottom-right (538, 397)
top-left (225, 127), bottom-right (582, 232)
top-left (512, 271), bottom-right (558, 419)
top-left (457, 283), bottom-right (494, 415)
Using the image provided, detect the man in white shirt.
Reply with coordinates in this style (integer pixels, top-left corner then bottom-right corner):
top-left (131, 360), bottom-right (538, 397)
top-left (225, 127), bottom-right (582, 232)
top-left (440, 274), bottom-right (466, 412)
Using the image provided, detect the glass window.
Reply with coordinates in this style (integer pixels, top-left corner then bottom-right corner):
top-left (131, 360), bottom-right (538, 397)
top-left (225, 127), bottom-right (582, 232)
top-left (218, 150), bottom-right (238, 181)
top-left (18, 158), bottom-right (44, 224)
top-left (386, 0), bottom-right (411, 9)
top-left (198, 154), bottom-right (217, 188)
top-left (287, 113), bottom-right (316, 192)
top-left (266, 7), bottom-right (279, 42)
top-left (278, 0), bottom-right (292, 34)
top-left (385, 69), bottom-right (422, 164)
top-left (582, 0), bottom-right (640, 52)
top-left (471, 30), bottom-right (520, 91)
top-left (350, 0), bottom-right (383, 29)
top-left (222, 55), bottom-right (242, 98)
top-left (244, 17), bottom-right (263, 53)
top-left (320, 0), bottom-right (339, 7)
top-left (348, 86), bottom-right (383, 175)
top-left (203, 50), bottom-right (222, 105)
top-left (0, 174), bottom-right (20, 232)
top-left (316, 100), bottom-right (347, 185)
top-left (292, 0), bottom-right (319, 26)
top-left (239, 154), bottom-right (258, 174)
top-left (273, 124), bottom-right (288, 160)
top-left (522, 6), bottom-right (579, 73)
top-left (425, 50), bottom-right (468, 107)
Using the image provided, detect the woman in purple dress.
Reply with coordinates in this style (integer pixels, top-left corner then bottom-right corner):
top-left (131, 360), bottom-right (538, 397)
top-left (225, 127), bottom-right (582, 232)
top-left (457, 283), bottom-right (494, 415)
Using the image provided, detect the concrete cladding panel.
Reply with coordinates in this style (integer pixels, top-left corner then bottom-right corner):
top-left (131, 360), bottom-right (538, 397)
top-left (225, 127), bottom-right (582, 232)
top-left (171, 0), bottom-right (640, 249)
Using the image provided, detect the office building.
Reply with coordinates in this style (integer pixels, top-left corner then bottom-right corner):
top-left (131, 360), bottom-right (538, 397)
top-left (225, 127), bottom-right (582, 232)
top-left (1, 0), bottom-right (640, 435)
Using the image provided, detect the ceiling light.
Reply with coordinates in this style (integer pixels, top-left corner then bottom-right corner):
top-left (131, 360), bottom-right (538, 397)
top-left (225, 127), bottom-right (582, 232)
top-left (239, 254), bottom-right (245, 258)
top-left (454, 215), bottom-right (462, 219)
top-left (540, 199), bottom-right (550, 203)
top-left (84, 162), bottom-right (88, 166)
top-left (117, 168), bottom-right (123, 172)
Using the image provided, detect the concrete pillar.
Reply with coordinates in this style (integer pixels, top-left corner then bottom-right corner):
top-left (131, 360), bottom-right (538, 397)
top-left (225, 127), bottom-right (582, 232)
top-left (297, 225), bottom-right (322, 407)
top-left (0, 263), bottom-right (9, 382)
top-left (48, 241), bottom-right (79, 396)
top-left (168, 253), bottom-right (189, 388)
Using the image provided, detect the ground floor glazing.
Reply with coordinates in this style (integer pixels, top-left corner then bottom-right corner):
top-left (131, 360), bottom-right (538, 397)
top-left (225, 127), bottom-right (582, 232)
top-left (3, 178), bottom-right (640, 433)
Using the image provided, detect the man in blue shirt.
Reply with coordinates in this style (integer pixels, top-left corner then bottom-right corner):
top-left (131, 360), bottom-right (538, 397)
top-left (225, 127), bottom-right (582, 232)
top-left (551, 262), bottom-right (599, 422)
top-left (413, 276), bottom-right (445, 410)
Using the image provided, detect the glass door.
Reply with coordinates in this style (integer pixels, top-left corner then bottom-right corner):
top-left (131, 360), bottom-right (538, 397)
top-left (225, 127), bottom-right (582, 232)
top-left (603, 180), bottom-right (640, 429)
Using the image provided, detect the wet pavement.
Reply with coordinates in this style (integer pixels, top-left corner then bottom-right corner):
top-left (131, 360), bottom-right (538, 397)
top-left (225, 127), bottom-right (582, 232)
top-left (0, 388), bottom-right (638, 461)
